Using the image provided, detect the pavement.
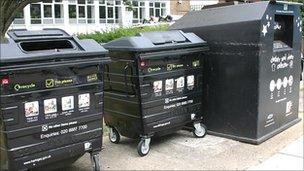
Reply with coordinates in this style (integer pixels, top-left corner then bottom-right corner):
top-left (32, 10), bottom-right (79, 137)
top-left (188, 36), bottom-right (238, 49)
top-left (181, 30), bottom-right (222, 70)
top-left (248, 135), bottom-right (303, 170)
top-left (67, 82), bottom-right (304, 170)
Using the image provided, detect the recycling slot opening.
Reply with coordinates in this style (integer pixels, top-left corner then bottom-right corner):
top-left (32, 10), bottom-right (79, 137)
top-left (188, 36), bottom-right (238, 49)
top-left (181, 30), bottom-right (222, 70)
top-left (20, 40), bottom-right (74, 52)
top-left (274, 14), bottom-right (294, 49)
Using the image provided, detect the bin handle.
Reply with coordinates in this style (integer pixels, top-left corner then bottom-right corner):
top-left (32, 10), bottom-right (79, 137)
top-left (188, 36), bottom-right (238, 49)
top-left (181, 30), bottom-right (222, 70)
top-left (124, 63), bottom-right (136, 97)
top-left (103, 62), bottom-right (136, 98)
top-left (104, 64), bottom-right (112, 89)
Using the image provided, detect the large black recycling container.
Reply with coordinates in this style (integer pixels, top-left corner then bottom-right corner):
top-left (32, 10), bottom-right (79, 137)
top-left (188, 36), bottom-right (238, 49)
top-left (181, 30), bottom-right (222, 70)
top-left (0, 29), bottom-right (110, 170)
top-left (170, 1), bottom-right (302, 144)
top-left (103, 30), bottom-right (209, 156)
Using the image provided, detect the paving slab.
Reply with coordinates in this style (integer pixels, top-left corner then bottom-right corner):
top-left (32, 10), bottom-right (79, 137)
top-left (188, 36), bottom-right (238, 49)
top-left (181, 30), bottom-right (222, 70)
top-left (248, 136), bottom-right (304, 170)
top-left (248, 153), bottom-right (304, 170)
top-left (64, 85), bottom-right (304, 170)
top-left (280, 136), bottom-right (303, 158)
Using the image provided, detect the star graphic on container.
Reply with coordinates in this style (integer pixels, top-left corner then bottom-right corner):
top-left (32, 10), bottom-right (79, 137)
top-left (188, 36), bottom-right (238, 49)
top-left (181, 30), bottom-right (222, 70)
top-left (262, 25), bottom-right (268, 36)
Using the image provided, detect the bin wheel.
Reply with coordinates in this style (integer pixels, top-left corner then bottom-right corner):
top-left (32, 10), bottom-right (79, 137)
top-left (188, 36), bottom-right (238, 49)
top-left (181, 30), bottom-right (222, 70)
top-left (90, 153), bottom-right (100, 171)
top-left (137, 138), bottom-right (151, 157)
top-left (193, 123), bottom-right (207, 138)
top-left (109, 127), bottom-right (120, 144)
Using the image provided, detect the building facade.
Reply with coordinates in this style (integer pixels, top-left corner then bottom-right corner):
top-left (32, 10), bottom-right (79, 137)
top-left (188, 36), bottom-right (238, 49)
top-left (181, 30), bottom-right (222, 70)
top-left (190, 0), bottom-right (219, 11)
top-left (10, 0), bottom-right (219, 35)
top-left (10, 0), bottom-right (171, 34)
top-left (170, 0), bottom-right (219, 17)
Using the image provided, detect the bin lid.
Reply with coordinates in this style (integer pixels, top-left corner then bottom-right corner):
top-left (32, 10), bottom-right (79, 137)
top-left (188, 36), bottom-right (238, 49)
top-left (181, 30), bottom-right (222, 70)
top-left (103, 30), bottom-right (208, 52)
top-left (170, 1), bottom-right (302, 30)
top-left (0, 29), bottom-right (108, 64)
top-left (170, 2), bottom-right (269, 30)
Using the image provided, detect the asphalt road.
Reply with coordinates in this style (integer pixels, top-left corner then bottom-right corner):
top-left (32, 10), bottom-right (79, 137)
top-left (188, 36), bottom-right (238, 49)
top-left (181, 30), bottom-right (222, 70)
top-left (67, 84), bottom-right (304, 170)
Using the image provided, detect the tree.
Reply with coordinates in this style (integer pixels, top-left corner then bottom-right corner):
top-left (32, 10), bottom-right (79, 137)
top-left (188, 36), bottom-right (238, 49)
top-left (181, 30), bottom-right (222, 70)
top-left (123, 0), bottom-right (134, 11)
top-left (0, 0), bottom-right (42, 42)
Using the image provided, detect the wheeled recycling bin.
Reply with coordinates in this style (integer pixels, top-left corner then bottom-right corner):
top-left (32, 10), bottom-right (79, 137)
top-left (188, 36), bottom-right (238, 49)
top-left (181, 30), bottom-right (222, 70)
top-left (103, 30), bottom-right (209, 156)
top-left (0, 29), bottom-right (110, 170)
top-left (170, 1), bottom-right (302, 144)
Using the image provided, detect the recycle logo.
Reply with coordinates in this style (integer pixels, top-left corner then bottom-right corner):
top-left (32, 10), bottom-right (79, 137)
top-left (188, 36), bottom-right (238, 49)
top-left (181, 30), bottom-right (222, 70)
top-left (14, 84), bottom-right (20, 91)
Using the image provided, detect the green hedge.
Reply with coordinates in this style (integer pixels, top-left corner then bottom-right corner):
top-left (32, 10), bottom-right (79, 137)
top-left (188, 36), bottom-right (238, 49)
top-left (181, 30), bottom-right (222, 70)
top-left (78, 24), bottom-right (169, 43)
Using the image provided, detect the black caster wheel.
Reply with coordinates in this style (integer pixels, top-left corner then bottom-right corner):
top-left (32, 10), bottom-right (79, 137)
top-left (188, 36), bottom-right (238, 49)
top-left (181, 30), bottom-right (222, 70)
top-left (90, 153), bottom-right (100, 171)
top-left (109, 127), bottom-right (120, 144)
top-left (137, 138), bottom-right (151, 157)
top-left (193, 123), bottom-right (207, 138)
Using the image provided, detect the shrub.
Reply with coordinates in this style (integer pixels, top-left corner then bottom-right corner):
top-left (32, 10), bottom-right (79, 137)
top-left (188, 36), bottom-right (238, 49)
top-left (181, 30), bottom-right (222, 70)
top-left (77, 24), bottom-right (169, 43)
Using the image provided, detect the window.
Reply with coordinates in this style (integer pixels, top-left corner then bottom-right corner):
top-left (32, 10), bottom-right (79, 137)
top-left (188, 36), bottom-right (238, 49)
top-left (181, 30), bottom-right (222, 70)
top-left (99, 6), bottom-right (106, 19)
top-left (132, 0), bottom-right (138, 7)
top-left (115, 0), bottom-right (121, 5)
top-left (108, 7), bottom-right (114, 18)
top-left (69, 5), bottom-right (77, 18)
top-left (115, 6), bottom-right (119, 22)
top-left (15, 11), bottom-right (24, 18)
top-left (44, 5), bottom-right (52, 18)
top-left (68, 0), bottom-right (96, 24)
top-left (68, 5), bottom-right (77, 23)
top-left (29, 1), bottom-right (65, 25)
top-left (114, 2), bottom-right (121, 23)
top-left (54, 5), bottom-right (62, 18)
top-left (99, 0), bottom-right (121, 24)
top-left (107, 6), bottom-right (114, 23)
top-left (31, 4), bottom-right (41, 24)
top-left (133, 8), bottom-right (138, 19)
top-left (107, 0), bottom-right (114, 6)
top-left (149, 8), bottom-right (154, 17)
top-left (79, 6), bottom-right (86, 18)
top-left (190, 5), bottom-right (204, 11)
top-left (78, 0), bottom-right (85, 4)
top-left (54, 0), bottom-right (64, 24)
top-left (40, 0), bottom-right (54, 24)
top-left (87, 5), bottom-right (95, 23)
top-left (107, 0), bottom-right (115, 23)
top-left (132, 1), bottom-right (145, 24)
top-left (78, 3), bottom-right (86, 23)
top-left (13, 10), bottom-right (25, 25)
top-left (149, 2), bottom-right (166, 18)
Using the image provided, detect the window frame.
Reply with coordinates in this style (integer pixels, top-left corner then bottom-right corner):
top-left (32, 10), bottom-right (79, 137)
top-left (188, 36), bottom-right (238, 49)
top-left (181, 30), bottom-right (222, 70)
top-left (99, 0), bottom-right (121, 24)
top-left (54, 0), bottom-right (64, 24)
top-left (30, 3), bottom-right (42, 24)
top-left (149, 1), bottom-right (166, 18)
top-left (132, 0), bottom-right (145, 24)
top-left (68, 0), bottom-right (96, 24)
top-left (13, 9), bottom-right (25, 25)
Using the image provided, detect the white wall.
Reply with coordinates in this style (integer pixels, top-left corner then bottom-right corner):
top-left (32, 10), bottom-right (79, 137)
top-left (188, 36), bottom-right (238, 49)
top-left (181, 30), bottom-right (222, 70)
top-left (190, 0), bottom-right (219, 6)
top-left (189, 0), bottom-right (219, 11)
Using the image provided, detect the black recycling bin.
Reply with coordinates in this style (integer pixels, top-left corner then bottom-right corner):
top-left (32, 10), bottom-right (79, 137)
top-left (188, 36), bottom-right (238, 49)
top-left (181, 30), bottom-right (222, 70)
top-left (103, 30), bottom-right (209, 156)
top-left (170, 1), bottom-right (302, 144)
top-left (0, 29), bottom-right (110, 170)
